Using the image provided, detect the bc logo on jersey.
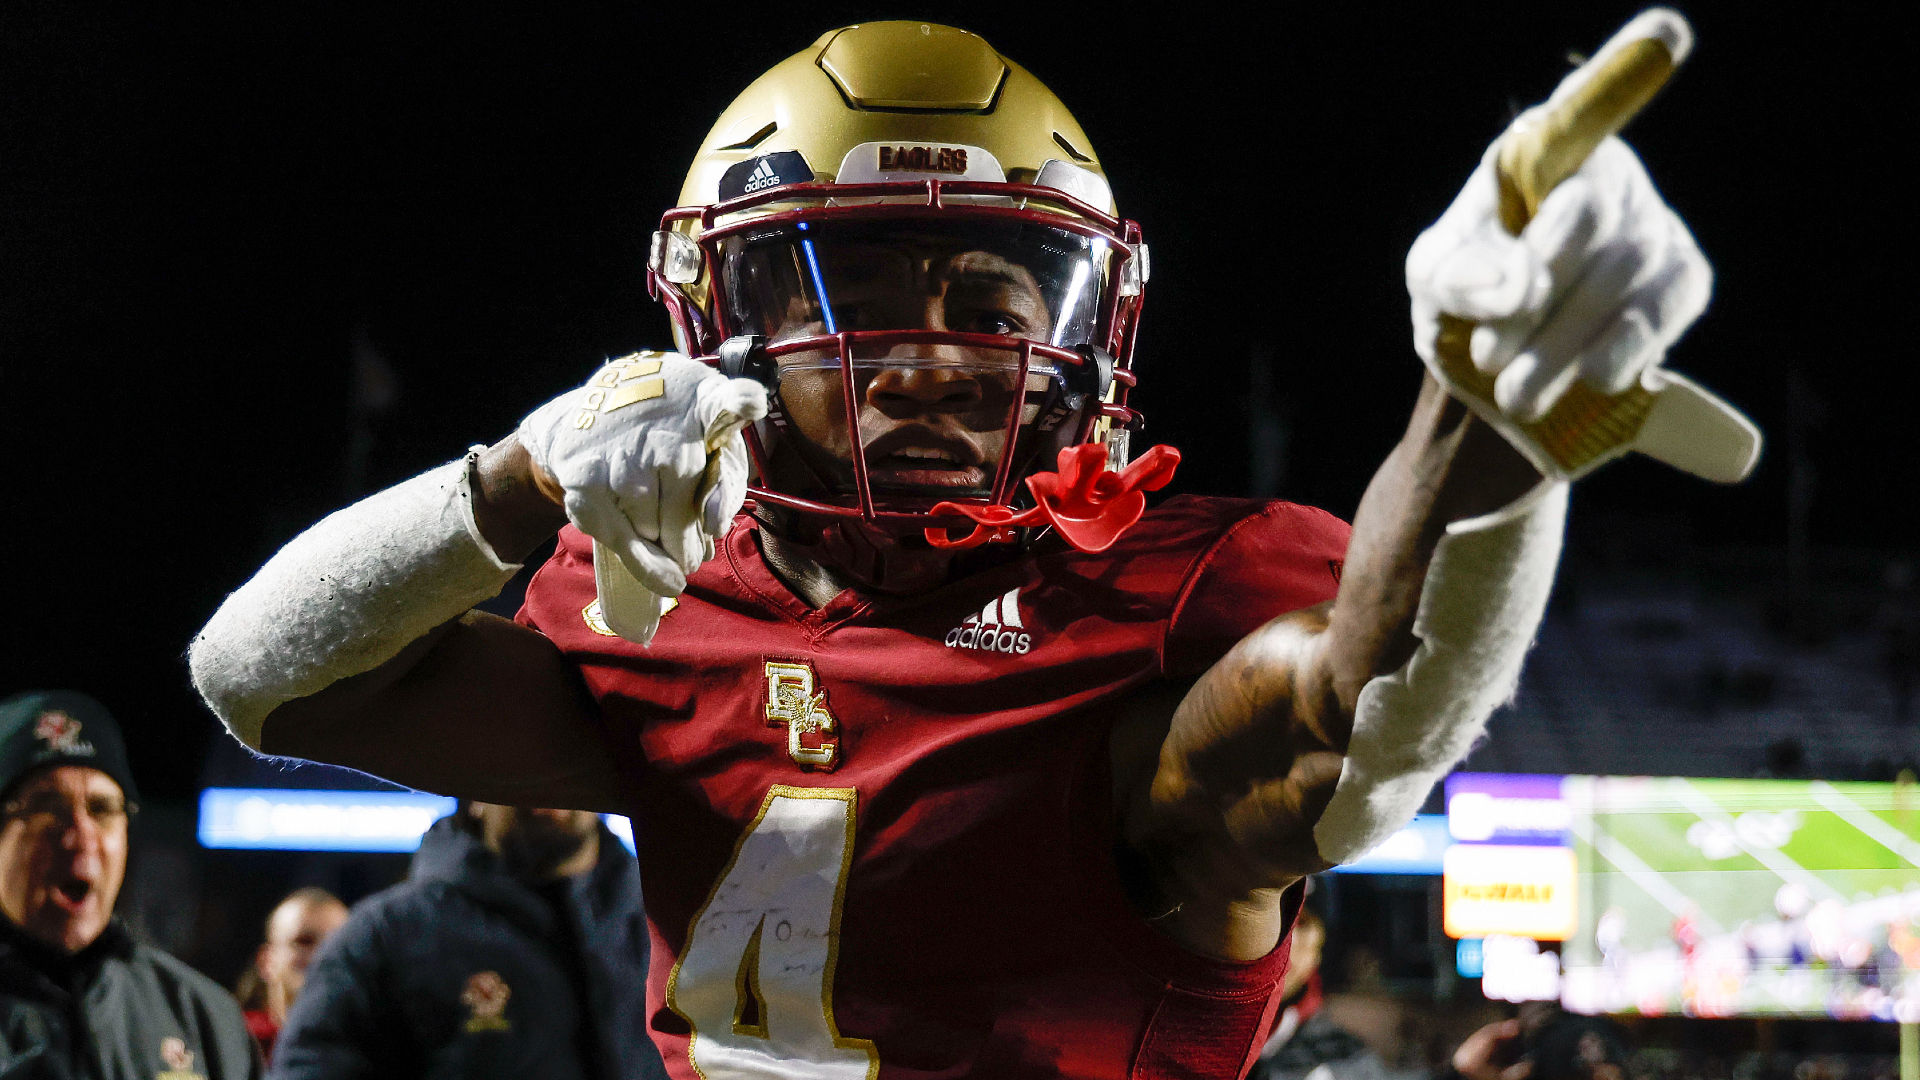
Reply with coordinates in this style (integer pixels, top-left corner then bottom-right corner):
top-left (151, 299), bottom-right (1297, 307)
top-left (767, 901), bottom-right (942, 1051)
top-left (945, 588), bottom-right (1032, 655)
top-left (764, 661), bottom-right (841, 771)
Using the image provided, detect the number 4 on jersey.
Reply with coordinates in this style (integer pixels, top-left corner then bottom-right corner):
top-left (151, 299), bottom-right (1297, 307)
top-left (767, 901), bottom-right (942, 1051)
top-left (666, 786), bottom-right (878, 1079)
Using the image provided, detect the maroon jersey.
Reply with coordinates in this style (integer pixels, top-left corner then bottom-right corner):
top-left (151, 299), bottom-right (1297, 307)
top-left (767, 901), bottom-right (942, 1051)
top-left (518, 495), bottom-right (1349, 1079)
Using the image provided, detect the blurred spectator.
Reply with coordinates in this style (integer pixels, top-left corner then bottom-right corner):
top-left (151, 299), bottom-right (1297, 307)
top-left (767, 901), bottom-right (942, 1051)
top-left (1248, 885), bottom-right (1391, 1080)
top-left (236, 887), bottom-right (349, 1060)
top-left (0, 690), bottom-right (262, 1077)
top-left (1447, 1004), bottom-right (1630, 1080)
top-left (273, 803), bottom-right (665, 1078)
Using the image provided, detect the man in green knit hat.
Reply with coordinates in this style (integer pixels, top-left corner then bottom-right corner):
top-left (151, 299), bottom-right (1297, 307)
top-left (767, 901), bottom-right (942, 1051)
top-left (0, 689), bottom-right (260, 1078)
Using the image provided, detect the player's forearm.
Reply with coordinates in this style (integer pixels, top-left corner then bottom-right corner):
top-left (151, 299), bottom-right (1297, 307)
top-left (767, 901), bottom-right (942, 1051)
top-left (472, 435), bottom-right (570, 563)
top-left (1138, 377), bottom-right (1545, 896)
top-left (189, 453), bottom-right (523, 749)
top-left (1303, 378), bottom-right (1565, 864)
top-left (1312, 374), bottom-right (1543, 732)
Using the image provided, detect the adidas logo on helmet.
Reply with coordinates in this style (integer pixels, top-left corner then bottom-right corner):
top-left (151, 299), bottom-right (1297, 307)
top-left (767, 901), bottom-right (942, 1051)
top-left (944, 588), bottom-right (1032, 655)
top-left (742, 158), bottom-right (782, 194)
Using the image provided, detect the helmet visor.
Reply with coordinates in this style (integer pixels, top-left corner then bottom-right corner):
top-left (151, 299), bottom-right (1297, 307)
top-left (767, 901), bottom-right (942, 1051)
top-left (716, 217), bottom-right (1114, 508)
top-left (719, 216), bottom-right (1109, 350)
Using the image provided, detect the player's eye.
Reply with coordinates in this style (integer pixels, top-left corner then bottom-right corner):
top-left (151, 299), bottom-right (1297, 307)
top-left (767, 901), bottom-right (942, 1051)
top-left (953, 306), bottom-right (1024, 336)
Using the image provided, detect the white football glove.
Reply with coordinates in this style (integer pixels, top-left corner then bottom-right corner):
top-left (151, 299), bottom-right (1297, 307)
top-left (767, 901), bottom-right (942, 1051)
top-left (517, 351), bottom-right (767, 596)
top-left (1406, 127), bottom-right (1712, 426)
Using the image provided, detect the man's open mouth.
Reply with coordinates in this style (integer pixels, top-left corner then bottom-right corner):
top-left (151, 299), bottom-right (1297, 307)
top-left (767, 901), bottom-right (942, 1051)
top-left (52, 879), bottom-right (92, 911)
top-left (864, 434), bottom-right (989, 491)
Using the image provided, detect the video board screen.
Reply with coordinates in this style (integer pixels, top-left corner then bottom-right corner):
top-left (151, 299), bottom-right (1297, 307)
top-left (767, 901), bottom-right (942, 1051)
top-left (1559, 776), bottom-right (1920, 1021)
top-left (198, 788), bottom-right (458, 852)
top-left (1445, 773), bottom-right (1575, 941)
top-left (198, 788), bottom-right (640, 855)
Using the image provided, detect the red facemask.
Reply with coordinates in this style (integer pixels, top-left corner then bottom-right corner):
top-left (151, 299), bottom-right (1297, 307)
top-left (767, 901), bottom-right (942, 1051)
top-left (652, 176), bottom-right (1174, 561)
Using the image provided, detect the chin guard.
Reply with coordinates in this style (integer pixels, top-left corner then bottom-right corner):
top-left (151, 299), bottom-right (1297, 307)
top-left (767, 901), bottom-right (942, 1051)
top-left (924, 442), bottom-right (1179, 554)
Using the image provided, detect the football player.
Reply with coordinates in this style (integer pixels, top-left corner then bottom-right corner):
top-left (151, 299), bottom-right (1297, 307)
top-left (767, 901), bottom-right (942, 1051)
top-left (192, 18), bottom-right (1722, 1079)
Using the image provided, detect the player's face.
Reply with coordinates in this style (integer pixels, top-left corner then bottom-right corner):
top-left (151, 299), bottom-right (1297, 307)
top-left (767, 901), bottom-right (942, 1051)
top-left (773, 242), bottom-right (1052, 497)
top-left (0, 766), bottom-right (128, 953)
top-left (722, 219), bottom-right (1105, 505)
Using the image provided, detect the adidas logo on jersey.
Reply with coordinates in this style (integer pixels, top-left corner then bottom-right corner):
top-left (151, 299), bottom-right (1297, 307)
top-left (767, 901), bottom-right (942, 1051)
top-left (945, 588), bottom-right (1032, 655)
top-left (742, 158), bottom-right (782, 194)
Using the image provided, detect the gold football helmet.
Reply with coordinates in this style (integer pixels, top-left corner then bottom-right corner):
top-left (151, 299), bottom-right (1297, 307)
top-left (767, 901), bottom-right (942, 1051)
top-left (648, 22), bottom-right (1152, 550)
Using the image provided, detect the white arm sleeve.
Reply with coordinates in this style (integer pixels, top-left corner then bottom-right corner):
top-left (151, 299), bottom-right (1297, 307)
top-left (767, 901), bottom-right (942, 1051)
top-left (1312, 482), bottom-right (1567, 865)
top-left (188, 451), bottom-right (521, 750)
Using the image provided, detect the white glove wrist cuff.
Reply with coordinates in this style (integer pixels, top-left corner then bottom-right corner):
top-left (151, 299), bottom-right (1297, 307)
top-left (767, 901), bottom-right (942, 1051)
top-left (189, 456), bottom-right (523, 750)
top-left (1312, 482), bottom-right (1567, 865)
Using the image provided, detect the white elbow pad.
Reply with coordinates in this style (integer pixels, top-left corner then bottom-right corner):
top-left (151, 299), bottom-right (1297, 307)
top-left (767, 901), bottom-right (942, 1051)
top-left (189, 451), bottom-right (521, 750)
top-left (1313, 482), bottom-right (1567, 865)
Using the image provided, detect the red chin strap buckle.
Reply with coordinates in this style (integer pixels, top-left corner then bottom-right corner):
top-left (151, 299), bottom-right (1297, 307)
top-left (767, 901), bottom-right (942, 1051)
top-left (924, 443), bottom-right (1181, 554)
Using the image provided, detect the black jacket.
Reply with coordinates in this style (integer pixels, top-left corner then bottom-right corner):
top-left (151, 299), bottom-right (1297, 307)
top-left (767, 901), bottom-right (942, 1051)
top-left (272, 817), bottom-right (665, 1080)
top-left (1246, 1012), bottom-right (1388, 1080)
top-left (0, 917), bottom-right (262, 1079)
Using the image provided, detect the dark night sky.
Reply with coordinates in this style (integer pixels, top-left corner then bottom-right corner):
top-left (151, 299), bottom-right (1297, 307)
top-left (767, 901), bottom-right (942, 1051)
top-left (1, 3), bottom-right (1908, 800)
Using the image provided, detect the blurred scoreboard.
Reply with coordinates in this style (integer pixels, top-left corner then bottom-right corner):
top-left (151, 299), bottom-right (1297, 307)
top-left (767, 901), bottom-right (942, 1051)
top-left (1560, 775), bottom-right (1920, 1020)
top-left (1441, 772), bottom-right (1920, 1021)
top-left (1444, 773), bottom-right (1576, 940)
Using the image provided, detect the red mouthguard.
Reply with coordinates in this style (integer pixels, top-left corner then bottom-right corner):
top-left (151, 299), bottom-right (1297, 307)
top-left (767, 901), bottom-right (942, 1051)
top-left (925, 443), bottom-right (1180, 553)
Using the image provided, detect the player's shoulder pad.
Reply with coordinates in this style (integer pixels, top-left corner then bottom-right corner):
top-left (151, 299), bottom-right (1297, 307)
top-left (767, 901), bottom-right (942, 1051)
top-left (1157, 495), bottom-right (1351, 677)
